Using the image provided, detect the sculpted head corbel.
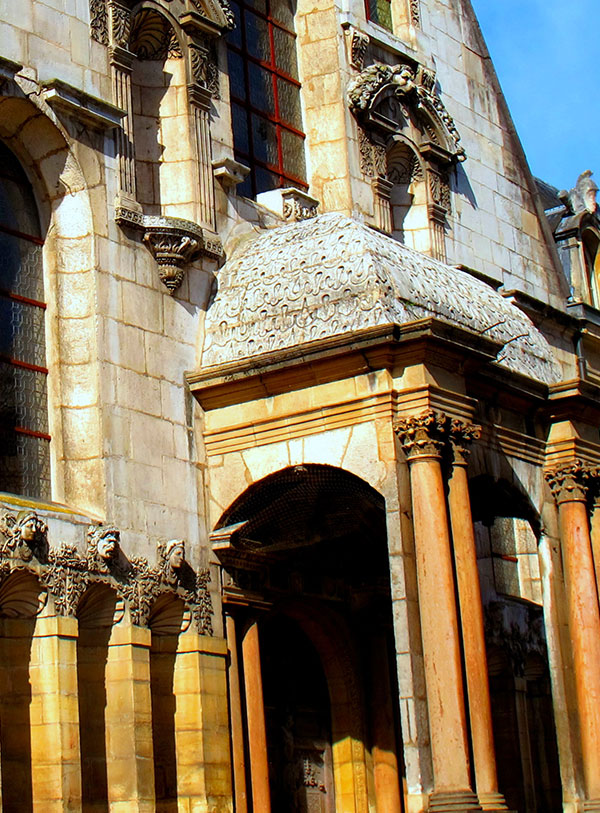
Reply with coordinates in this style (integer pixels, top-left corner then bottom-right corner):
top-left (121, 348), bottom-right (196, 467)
top-left (1, 510), bottom-right (49, 562)
top-left (88, 524), bottom-right (121, 567)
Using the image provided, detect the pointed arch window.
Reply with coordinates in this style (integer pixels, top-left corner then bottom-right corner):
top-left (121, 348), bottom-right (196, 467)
top-left (0, 143), bottom-right (49, 499)
top-left (226, 0), bottom-right (307, 197)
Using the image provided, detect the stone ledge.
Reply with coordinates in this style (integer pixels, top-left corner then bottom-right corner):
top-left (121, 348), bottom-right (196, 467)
top-left (42, 78), bottom-right (125, 129)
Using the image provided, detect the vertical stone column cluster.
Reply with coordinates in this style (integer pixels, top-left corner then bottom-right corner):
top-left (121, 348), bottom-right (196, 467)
top-left (109, 1), bottom-right (137, 207)
top-left (545, 461), bottom-right (600, 812)
top-left (394, 410), bottom-right (509, 813)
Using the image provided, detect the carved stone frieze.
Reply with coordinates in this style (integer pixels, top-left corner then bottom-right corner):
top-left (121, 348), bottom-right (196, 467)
top-left (394, 409), bottom-right (449, 460)
top-left (191, 0), bottom-right (235, 30)
top-left (201, 212), bottom-right (562, 386)
top-left (449, 418), bottom-right (481, 467)
top-left (0, 518), bottom-right (214, 634)
top-left (90, 0), bottom-right (109, 45)
top-left (545, 460), bottom-right (599, 505)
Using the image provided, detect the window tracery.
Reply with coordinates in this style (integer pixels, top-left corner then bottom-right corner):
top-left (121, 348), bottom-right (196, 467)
top-left (0, 143), bottom-right (49, 500)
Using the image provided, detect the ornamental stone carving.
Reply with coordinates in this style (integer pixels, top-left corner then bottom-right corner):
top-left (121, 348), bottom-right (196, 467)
top-left (0, 521), bottom-right (214, 633)
top-left (201, 213), bottom-right (561, 386)
top-left (190, 41), bottom-right (220, 98)
top-left (0, 510), bottom-right (49, 563)
top-left (449, 418), bottom-right (481, 466)
top-left (394, 410), bottom-right (449, 460)
top-left (143, 224), bottom-right (203, 293)
top-left (347, 62), bottom-right (465, 163)
top-left (90, 0), bottom-right (109, 45)
top-left (349, 28), bottom-right (369, 71)
top-left (564, 169), bottom-right (598, 216)
top-left (109, 1), bottom-right (131, 49)
top-left (545, 460), bottom-right (599, 504)
top-left (113, 212), bottom-right (222, 294)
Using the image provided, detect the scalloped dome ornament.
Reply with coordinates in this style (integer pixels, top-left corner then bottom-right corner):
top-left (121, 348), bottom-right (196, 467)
top-left (202, 213), bottom-right (561, 386)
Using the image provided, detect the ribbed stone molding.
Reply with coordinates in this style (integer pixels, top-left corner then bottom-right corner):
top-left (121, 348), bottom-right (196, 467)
top-left (428, 790), bottom-right (482, 812)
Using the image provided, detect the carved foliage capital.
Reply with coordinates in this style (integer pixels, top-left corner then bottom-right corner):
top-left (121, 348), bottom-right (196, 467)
top-left (449, 419), bottom-right (481, 466)
top-left (394, 409), bottom-right (449, 460)
top-left (545, 460), bottom-right (599, 505)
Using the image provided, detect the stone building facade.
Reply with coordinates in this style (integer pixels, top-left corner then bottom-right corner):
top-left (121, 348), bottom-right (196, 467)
top-left (0, 0), bottom-right (598, 811)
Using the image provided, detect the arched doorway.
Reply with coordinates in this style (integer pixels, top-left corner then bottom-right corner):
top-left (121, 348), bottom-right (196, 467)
top-left (212, 464), bottom-right (404, 813)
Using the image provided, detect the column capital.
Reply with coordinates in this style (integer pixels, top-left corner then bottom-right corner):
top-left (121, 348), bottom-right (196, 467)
top-left (394, 409), bottom-right (449, 461)
top-left (545, 460), bottom-right (600, 505)
top-left (449, 418), bottom-right (481, 467)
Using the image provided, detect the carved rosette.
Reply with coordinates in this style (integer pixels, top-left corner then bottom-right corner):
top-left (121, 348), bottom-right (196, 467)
top-left (449, 418), bottom-right (481, 467)
top-left (143, 224), bottom-right (203, 294)
top-left (545, 460), bottom-right (599, 505)
top-left (394, 409), bottom-right (449, 460)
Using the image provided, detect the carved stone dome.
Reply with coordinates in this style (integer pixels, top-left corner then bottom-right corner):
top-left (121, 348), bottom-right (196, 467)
top-left (202, 213), bottom-right (561, 385)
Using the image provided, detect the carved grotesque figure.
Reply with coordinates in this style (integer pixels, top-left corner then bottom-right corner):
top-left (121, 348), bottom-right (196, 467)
top-left (1, 510), bottom-right (48, 562)
top-left (89, 525), bottom-right (121, 565)
top-left (165, 538), bottom-right (186, 584)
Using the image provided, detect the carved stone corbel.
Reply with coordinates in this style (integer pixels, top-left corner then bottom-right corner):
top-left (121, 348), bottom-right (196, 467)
top-left (143, 223), bottom-right (203, 293)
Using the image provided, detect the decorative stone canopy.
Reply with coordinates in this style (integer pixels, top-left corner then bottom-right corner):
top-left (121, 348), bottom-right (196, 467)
top-left (202, 213), bottom-right (561, 385)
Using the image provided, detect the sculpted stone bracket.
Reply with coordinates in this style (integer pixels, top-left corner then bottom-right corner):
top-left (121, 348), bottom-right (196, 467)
top-left (116, 209), bottom-right (223, 293)
top-left (0, 512), bottom-right (214, 634)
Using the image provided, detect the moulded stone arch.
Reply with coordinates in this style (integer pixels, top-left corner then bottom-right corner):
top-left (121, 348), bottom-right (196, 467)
top-left (0, 91), bottom-right (101, 513)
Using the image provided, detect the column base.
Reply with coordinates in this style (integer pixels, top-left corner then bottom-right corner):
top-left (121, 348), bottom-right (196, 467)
top-left (583, 801), bottom-right (600, 812)
top-left (429, 790), bottom-right (482, 812)
top-left (477, 791), bottom-right (511, 811)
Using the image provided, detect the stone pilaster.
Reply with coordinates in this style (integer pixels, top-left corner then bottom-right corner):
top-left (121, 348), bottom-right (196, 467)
top-left (545, 461), bottom-right (600, 811)
top-left (395, 410), bottom-right (481, 813)
top-left (448, 420), bottom-right (509, 812)
top-left (105, 623), bottom-right (155, 812)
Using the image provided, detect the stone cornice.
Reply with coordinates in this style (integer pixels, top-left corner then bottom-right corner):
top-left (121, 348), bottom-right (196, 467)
top-left (394, 409), bottom-right (449, 461)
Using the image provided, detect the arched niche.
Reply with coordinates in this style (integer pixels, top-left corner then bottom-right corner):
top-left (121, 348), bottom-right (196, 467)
top-left (129, 7), bottom-right (197, 220)
top-left (348, 61), bottom-right (465, 261)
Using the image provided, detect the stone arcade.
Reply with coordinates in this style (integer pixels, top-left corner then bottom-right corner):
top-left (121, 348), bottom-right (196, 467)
top-left (0, 0), bottom-right (599, 811)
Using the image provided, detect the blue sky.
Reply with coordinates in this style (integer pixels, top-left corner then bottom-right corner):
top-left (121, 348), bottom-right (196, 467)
top-left (470, 0), bottom-right (599, 192)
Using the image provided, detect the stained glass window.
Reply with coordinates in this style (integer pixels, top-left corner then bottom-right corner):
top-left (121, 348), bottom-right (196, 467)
top-left (0, 143), bottom-right (50, 500)
top-left (227, 0), bottom-right (307, 196)
top-left (366, 0), bottom-right (393, 31)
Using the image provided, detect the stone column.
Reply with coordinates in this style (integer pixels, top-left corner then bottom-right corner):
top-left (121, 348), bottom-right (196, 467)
top-left (448, 420), bottom-right (509, 812)
top-left (546, 462), bottom-right (600, 811)
top-left (589, 489), bottom-right (600, 602)
top-left (30, 615), bottom-right (82, 812)
top-left (187, 63), bottom-right (216, 231)
top-left (226, 613), bottom-right (248, 813)
top-left (105, 622), bottom-right (155, 811)
top-left (395, 410), bottom-right (481, 813)
top-left (241, 619), bottom-right (271, 813)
